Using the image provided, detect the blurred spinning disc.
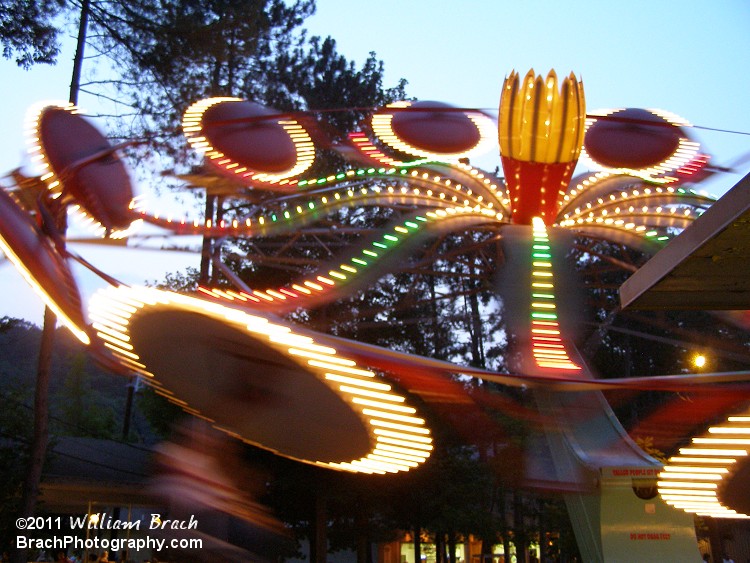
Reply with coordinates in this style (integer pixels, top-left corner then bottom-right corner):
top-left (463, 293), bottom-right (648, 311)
top-left (0, 188), bottom-right (88, 343)
top-left (183, 98), bottom-right (315, 184)
top-left (372, 100), bottom-right (495, 159)
top-left (29, 103), bottom-right (135, 233)
top-left (89, 286), bottom-right (433, 473)
top-left (131, 309), bottom-right (372, 462)
top-left (583, 108), bottom-right (697, 172)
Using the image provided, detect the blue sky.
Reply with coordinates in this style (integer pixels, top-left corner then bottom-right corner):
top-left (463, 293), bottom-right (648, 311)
top-left (1, 0), bottom-right (750, 324)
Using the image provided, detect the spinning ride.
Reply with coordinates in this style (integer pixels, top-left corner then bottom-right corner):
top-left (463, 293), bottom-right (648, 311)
top-left (1, 68), bottom-right (747, 561)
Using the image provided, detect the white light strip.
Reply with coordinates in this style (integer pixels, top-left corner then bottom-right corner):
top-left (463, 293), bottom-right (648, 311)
top-left (660, 408), bottom-right (750, 518)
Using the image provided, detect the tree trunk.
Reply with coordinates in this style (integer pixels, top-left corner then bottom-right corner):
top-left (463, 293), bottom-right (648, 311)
top-left (429, 274), bottom-right (443, 359)
top-left (69, 0), bottom-right (90, 105)
top-left (121, 376), bottom-right (135, 440)
top-left (210, 196), bottom-right (225, 286)
top-left (356, 504), bottom-right (370, 563)
top-left (15, 0), bottom-right (90, 548)
top-left (464, 275), bottom-right (485, 368)
top-left (448, 534), bottom-right (457, 563)
top-left (199, 194), bottom-right (216, 285)
top-left (435, 531), bottom-right (445, 563)
top-left (12, 306), bottom-right (56, 563)
top-left (312, 491), bottom-right (327, 563)
top-left (513, 490), bottom-right (528, 563)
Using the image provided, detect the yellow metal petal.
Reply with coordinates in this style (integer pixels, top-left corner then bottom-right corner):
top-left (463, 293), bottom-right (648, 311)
top-left (498, 71), bottom-right (519, 157)
top-left (518, 70), bottom-right (537, 161)
top-left (500, 69), bottom-right (585, 164)
top-left (543, 70), bottom-right (562, 163)
top-left (530, 74), bottom-right (547, 162)
top-left (559, 74), bottom-right (583, 161)
top-left (573, 76), bottom-right (586, 159)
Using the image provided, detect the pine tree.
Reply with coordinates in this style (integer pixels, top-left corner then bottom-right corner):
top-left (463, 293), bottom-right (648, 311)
top-left (0, 0), bottom-right (65, 67)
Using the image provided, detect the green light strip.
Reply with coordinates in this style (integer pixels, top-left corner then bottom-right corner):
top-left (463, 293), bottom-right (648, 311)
top-left (532, 312), bottom-right (558, 320)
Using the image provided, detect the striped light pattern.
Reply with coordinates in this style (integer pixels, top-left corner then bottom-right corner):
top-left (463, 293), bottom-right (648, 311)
top-left (88, 285), bottom-right (432, 474)
top-left (25, 102), bottom-right (135, 239)
top-left (348, 131), bottom-right (431, 167)
top-left (66, 204), bottom-right (141, 240)
top-left (111, 132), bottom-right (714, 387)
top-left (134, 153), bottom-right (712, 250)
top-left (528, 217), bottom-right (580, 371)
top-left (0, 190), bottom-right (90, 345)
top-left (581, 108), bottom-right (700, 184)
top-left (556, 172), bottom-right (714, 246)
top-left (182, 97), bottom-right (315, 184)
top-left (133, 164), bottom-right (507, 237)
top-left (659, 413), bottom-right (750, 518)
top-left (498, 69), bottom-right (585, 164)
top-left (25, 100), bottom-right (76, 200)
top-left (0, 237), bottom-right (90, 345)
top-left (371, 101), bottom-right (496, 160)
top-left (159, 98), bottom-right (710, 248)
top-left (198, 204), bottom-right (500, 308)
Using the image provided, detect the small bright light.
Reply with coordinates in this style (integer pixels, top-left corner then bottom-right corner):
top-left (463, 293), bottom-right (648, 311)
top-left (694, 354), bottom-right (707, 369)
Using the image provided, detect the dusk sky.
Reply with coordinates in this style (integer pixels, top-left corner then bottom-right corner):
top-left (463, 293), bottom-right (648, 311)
top-left (1, 0), bottom-right (749, 324)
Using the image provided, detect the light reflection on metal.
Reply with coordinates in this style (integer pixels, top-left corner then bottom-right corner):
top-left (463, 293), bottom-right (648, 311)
top-left (25, 100), bottom-right (76, 199)
top-left (0, 228), bottom-right (90, 346)
top-left (347, 131), bottom-right (431, 167)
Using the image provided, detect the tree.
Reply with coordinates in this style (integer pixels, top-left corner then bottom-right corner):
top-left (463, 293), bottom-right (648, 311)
top-left (57, 352), bottom-right (119, 439)
top-left (0, 0), bottom-right (65, 68)
top-left (0, 386), bottom-right (35, 555)
top-left (83, 0), bottom-right (314, 156)
top-left (77, 0), bottom-right (410, 286)
top-left (264, 35), bottom-right (408, 134)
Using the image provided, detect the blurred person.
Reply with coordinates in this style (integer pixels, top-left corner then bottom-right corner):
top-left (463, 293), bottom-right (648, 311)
top-left (149, 421), bottom-right (293, 562)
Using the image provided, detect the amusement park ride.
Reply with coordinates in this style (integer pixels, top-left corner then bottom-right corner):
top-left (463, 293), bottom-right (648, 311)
top-left (2, 68), bottom-right (750, 561)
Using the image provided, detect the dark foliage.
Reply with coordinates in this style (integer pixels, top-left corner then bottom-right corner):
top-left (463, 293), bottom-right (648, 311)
top-left (0, 0), bottom-right (65, 68)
